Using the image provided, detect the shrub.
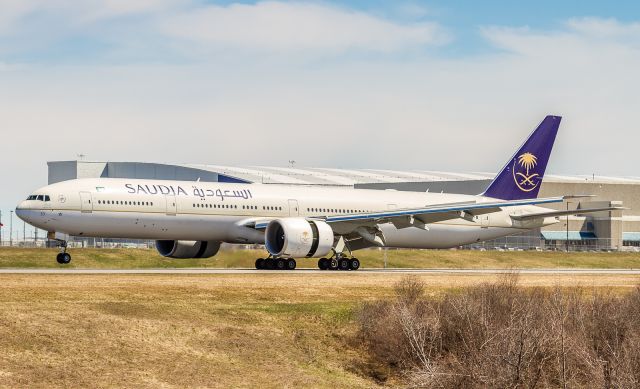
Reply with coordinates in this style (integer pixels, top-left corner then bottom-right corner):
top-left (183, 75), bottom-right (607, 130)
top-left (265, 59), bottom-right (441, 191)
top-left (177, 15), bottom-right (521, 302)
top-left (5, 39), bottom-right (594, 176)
top-left (356, 276), bottom-right (640, 388)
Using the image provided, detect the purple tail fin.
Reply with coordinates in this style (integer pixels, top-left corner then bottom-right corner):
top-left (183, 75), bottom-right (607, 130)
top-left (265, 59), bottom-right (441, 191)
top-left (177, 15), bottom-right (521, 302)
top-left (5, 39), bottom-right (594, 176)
top-left (483, 115), bottom-right (561, 200)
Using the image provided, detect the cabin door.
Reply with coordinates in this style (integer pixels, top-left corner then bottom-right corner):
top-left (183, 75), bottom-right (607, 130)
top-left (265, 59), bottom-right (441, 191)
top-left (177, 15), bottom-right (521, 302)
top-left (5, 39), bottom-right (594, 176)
top-left (80, 192), bottom-right (93, 213)
top-left (288, 199), bottom-right (299, 216)
top-left (166, 195), bottom-right (177, 216)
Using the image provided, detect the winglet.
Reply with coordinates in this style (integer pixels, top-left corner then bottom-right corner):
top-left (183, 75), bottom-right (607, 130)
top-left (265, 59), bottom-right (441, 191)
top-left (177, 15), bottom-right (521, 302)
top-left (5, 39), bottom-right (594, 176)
top-left (483, 115), bottom-right (561, 200)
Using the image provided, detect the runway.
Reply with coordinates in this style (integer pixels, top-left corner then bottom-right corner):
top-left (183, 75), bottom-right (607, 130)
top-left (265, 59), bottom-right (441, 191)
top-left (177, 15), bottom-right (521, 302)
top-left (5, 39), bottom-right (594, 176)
top-left (1, 268), bottom-right (640, 275)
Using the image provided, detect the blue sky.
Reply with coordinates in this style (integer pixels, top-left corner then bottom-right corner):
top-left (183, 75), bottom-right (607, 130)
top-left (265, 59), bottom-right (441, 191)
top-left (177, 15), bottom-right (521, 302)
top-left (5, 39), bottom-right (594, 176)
top-left (3, 1), bottom-right (640, 63)
top-left (2, 1), bottom-right (640, 234)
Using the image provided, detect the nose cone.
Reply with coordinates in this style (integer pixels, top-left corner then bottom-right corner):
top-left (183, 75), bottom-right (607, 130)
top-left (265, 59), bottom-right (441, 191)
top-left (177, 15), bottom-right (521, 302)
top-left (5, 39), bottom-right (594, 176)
top-left (15, 201), bottom-right (29, 221)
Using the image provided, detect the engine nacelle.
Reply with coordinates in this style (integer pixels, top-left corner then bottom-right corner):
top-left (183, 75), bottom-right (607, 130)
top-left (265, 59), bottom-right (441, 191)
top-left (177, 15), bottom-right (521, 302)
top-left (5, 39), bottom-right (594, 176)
top-left (265, 218), bottom-right (333, 258)
top-left (155, 240), bottom-right (221, 259)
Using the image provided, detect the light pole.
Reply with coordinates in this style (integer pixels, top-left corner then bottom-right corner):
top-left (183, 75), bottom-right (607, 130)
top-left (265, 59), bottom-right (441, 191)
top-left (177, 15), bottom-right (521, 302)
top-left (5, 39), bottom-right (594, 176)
top-left (0, 210), bottom-right (3, 246)
top-left (565, 202), bottom-right (570, 252)
top-left (9, 210), bottom-right (13, 247)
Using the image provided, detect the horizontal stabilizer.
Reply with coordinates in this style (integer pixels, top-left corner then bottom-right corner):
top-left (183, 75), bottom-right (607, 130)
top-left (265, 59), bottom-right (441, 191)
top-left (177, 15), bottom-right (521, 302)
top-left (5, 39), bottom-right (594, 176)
top-left (511, 206), bottom-right (627, 221)
top-left (562, 194), bottom-right (597, 199)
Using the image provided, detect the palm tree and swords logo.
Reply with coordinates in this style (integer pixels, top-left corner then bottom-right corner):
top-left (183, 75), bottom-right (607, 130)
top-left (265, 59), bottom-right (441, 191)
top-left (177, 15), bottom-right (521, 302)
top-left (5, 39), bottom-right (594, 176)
top-left (512, 152), bottom-right (540, 192)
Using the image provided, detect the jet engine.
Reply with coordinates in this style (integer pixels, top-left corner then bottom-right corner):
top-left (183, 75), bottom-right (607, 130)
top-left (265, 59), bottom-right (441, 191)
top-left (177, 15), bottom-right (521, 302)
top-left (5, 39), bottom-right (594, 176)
top-left (155, 240), bottom-right (221, 259)
top-left (265, 218), bottom-right (333, 258)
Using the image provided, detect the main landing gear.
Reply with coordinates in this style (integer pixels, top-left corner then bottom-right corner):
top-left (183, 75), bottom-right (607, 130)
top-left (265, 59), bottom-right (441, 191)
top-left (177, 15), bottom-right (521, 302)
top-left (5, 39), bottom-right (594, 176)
top-left (317, 254), bottom-right (360, 271)
top-left (255, 257), bottom-right (296, 270)
top-left (55, 240), bottom-right (71, 264)
top-left (318, 237), bottom-right (360, 271)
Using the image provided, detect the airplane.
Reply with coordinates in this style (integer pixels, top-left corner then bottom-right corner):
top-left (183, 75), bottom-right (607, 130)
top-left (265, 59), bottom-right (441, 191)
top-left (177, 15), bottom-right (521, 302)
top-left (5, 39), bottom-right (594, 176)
top-left (15, 115), bottom-right (622, 270)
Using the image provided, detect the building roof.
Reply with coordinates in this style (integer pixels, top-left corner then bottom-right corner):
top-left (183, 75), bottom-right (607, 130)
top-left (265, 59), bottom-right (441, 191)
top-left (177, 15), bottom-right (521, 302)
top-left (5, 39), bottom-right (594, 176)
top-left (182, 164), bottom-right (640, 186)
top-left (49, 160), bottom-right (640, 187)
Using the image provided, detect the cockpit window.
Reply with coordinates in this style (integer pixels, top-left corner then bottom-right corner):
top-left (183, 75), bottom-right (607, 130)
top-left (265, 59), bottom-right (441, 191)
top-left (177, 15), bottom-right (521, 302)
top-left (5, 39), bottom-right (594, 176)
top-left (36, 195), bottom-right (44, 201)
top-left (44, 195), bottom-right (50, 202)
top-left (27, 195), bottom-right (37, 200)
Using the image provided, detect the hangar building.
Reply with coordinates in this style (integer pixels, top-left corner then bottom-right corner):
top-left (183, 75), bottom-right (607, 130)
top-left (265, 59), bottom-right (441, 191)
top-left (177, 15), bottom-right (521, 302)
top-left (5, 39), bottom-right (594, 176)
top-left (48, 161), bottom-right (640, 251)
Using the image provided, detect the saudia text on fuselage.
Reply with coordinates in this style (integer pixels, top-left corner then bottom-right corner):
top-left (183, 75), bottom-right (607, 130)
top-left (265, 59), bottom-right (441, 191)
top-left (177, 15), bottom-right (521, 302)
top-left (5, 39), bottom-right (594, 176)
top-left (124, 183), bottom-right (253, 202)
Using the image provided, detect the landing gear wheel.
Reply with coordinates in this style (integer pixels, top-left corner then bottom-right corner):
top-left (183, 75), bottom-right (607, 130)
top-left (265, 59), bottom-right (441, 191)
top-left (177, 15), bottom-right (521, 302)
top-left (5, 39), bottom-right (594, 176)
top-left (276, 259), bottom-right (286, 270)
top-left (286, 259), bottom-right (296, 270)
top-left (59, 253), bottom-right (71, 264)
top-left (329, 258), bottom-right (339, 271)
top-left (339, 258), bottom-right (350, 271)
top-left (265, 258), bottom-right (275, 270)
top-left (349, 258), bottom-right (360, 271)
top-left (318, 258), bottom-right (329, 270)
top-left (55, 240), bottom-right (70, 264)
top-left (255, 258), bottom-right (264, 270)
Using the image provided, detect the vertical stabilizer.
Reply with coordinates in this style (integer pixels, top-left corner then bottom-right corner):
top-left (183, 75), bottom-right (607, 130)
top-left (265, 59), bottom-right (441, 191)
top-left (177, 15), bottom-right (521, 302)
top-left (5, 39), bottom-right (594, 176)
top-left (483, 115), bottom-right (561, 200)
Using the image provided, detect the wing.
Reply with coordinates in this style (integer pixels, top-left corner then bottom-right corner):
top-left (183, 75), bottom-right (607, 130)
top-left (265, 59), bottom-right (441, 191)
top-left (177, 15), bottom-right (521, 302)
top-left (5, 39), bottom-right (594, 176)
top-left (248, 196), bottom-right (566, 231)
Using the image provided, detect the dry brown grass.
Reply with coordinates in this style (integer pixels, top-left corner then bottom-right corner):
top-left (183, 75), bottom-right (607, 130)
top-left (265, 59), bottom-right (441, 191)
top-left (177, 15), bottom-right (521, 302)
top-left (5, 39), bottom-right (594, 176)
top-left (2, 247), bottom-right (640, 269)
top-left (357, 275), bottom-right (640, 388)
top-left (0, 273), bottom-right (639, 388)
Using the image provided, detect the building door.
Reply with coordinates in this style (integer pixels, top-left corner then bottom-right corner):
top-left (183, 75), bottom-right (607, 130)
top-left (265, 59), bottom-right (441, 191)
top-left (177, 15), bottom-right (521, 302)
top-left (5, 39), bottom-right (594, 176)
top-left (166, 195), bottom-right (177, 216)
top-left (80, 192), bottom-right (93, 213)
top-left (288, 199), bottom-right (299, 216)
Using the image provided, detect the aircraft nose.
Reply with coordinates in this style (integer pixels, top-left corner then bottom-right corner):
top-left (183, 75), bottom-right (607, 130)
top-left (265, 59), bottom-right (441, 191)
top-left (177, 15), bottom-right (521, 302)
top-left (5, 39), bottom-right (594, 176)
top-left (15, 201), bottom-right (29, 220)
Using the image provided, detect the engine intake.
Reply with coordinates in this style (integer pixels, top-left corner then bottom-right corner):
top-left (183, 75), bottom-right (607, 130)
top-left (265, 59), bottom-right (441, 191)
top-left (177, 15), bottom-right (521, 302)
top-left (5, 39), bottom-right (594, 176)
top-left (155, 240), bottom-right (221, 259)
top-left (265, 218), bottom-right (333, 258)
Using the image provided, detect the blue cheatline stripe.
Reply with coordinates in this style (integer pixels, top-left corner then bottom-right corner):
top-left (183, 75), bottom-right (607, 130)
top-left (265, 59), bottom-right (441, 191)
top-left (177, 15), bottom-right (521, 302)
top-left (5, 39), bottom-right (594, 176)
top-left (252, 196), bottom-right (563, 228)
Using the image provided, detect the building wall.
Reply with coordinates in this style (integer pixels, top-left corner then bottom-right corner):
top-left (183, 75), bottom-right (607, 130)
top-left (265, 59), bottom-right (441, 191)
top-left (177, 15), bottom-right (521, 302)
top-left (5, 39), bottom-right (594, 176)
top-left (48, 161), bottom-right (219, 184)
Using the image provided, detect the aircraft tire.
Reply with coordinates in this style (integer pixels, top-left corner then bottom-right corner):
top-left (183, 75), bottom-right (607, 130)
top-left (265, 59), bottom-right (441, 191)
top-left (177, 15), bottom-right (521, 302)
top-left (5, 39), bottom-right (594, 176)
top-left (338, 258), bottom-right (350, 271)
top-left (255, 258), bottom-right (264, 270)
top-left (329, 258), bottom-right (339, 271)
top-left (265, 258), bottom-right (275, 270)
top-left (318, 258), bottom-right (328, 270)
top-left (276, 259), bottom-right (286, 270)
top-left (56, 253), bottom-right (64, 264)
top-left (60, 253), bottom-right (71, 264)
top-left (349, 258), bottom-right (360, 271)
top-left (286, 259), bottom-right (296, 270)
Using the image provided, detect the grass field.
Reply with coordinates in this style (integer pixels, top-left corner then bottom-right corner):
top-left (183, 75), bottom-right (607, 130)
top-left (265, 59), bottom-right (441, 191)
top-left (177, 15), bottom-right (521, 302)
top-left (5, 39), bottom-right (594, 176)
top-left (1, 247), bottom-right (640, 269)
top-left (1, 248), bottom-right (639, 386)
top-left (1, 272), bottom-right (639, 388)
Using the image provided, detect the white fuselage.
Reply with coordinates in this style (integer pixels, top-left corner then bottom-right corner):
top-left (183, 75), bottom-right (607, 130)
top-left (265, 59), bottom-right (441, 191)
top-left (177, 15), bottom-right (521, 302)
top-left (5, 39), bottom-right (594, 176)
top-left (15, 178), bottom-right (559, 249)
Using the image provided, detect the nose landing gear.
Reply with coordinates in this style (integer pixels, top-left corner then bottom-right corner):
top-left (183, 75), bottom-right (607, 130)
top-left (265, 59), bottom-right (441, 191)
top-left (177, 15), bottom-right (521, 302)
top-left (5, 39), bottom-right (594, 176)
top-left (55, 240), bottom-right (71, 264)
